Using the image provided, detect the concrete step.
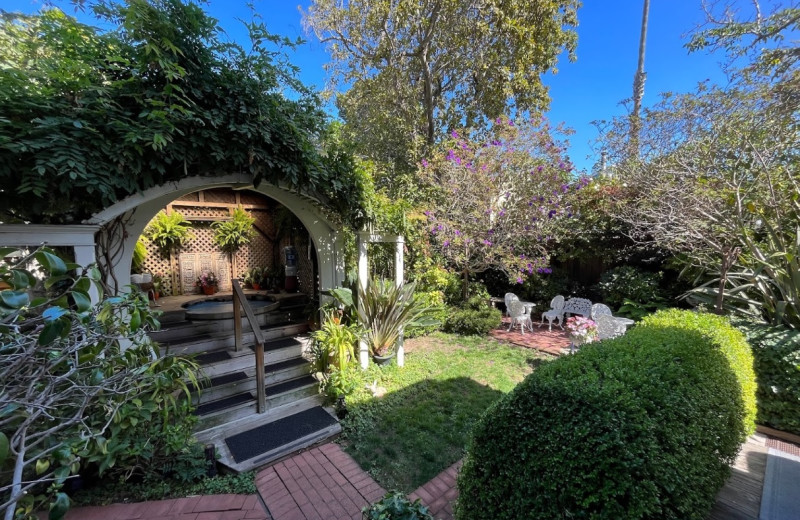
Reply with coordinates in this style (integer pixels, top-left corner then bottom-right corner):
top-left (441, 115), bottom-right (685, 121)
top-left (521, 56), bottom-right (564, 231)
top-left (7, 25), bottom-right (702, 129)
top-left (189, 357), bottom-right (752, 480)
top-left (194, 398), bottom-right (340, 474)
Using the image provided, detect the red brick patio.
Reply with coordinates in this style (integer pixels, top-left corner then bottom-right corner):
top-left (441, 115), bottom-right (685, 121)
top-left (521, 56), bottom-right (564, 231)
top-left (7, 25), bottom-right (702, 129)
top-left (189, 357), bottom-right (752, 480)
top-left (490, 316), bottom-right (572, 356)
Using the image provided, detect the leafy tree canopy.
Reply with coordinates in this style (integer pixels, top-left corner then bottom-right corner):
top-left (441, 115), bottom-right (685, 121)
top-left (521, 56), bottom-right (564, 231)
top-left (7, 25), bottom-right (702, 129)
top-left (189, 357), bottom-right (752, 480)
top-left (303, 0), bottom-right (580, 184)
top-left (0, 1), bottom-right (369, 227)
top-left (421, 117), bottom-right (585, 299)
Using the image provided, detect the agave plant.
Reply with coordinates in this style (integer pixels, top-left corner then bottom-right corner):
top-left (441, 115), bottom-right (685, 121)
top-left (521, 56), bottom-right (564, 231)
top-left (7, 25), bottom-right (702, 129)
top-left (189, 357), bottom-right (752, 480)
top-left (357, 279), bottom-right (440, 357)
top-left (685, 220), bottom-right (800, 329)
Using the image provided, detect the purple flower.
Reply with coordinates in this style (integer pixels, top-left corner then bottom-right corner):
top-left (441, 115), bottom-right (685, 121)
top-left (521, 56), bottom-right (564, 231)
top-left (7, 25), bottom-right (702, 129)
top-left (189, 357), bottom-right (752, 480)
top-left (496, 117), bottom-right (503, 124)
top-left (482, 240), bottom-right (492, 246)
top-left (548, 210), bottom-right (557, 218)
top-left (447, 150), bottom-right (456, 160)
top-left (423, 210), bottom-right (431, 217)
top-left (451, 131), bottom-right (459, 138)
top-left (455, 157), bottom-right (462, 165)
top-left (498, 210), bottom-right (505, 217)
top-left (516, 277), bottom-right (523, 284)
top-left (455, 230), bottom-right (461, 236)
top-left (461, 142), bottom-right (468, 150)
top-left (537, 165), bottom-right (543, 172)
top-left (443, 240), bottom-right (450, 247)
top-left (421, 159), bottom-right (429, 168)
top-left (508, 120), bottom-right (515, 126)
top-left (488, 229), bottom-right (494, 234)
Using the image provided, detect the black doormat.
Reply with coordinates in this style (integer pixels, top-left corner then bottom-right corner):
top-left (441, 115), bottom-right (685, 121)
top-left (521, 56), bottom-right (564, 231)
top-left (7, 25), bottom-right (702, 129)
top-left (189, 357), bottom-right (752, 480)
top-left (195, 350), bottom-right (232, 365)
top-left (250, 337), bottom-right (302, 352)
top-left (195, 392), bottom-right (253, 416)
top-left (224, 407), bottom-right (337, 463)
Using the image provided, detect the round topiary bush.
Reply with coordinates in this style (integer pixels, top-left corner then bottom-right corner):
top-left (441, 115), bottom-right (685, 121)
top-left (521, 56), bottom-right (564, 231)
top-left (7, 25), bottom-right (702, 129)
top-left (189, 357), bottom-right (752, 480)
top-left (637, 309), bottom-right (757, 436)
top-left (456, 309), bottom-right (752, 520)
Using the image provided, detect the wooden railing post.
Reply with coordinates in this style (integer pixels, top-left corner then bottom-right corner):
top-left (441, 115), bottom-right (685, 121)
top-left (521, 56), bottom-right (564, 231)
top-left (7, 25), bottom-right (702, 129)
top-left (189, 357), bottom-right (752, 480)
top-left (231, 279), bottom-right (267, 414)
top-left (255, 342), bottom-right (266, 413)
top-left (233, 279), bottom-right (242, 353)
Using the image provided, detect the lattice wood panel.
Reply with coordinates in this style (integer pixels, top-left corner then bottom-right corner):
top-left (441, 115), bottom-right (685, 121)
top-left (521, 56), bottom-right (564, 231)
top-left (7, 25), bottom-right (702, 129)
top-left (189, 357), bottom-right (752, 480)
top-left (135, 188), bottom-right (320, 296)
top-left (204, 188), bottom-right (236, 204)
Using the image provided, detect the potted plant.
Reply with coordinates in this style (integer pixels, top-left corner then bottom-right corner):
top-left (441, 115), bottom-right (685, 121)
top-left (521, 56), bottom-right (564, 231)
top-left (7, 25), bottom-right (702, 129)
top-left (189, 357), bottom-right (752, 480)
top-left (151, 273), bottom-right (164, 300)
top-left (144, 210), bottom-right (194, 258)
top-left (212, 207), bottom-right (255, 286)
top-left (242, 267), bottom-right (263, 290)
top-left (565, 316), bottom-right (598, 353)
top-left (196, 270), bottom-right (219, 295)
top-left (357, 279), bottom-right (439, 364)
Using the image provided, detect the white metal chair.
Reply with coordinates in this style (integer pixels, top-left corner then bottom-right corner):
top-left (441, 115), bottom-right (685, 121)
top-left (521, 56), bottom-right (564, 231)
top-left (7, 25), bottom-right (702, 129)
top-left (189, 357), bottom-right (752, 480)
top-left (507, 300), bottom-right (529, 334)
top-left (591, 303), bottom-right (613, 320)
top-left (504, 292), bottom-right (520, 317)
top-left (540, 295), bottom-right (565, 331)
top-left (596, 314), bottom-right (625, 340)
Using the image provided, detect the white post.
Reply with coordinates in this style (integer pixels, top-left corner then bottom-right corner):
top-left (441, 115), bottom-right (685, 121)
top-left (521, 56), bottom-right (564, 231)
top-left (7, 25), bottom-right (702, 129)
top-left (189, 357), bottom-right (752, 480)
top-left (394, 237), bottom-right (405, 367)
top-left (73, 245), bottom-right (101, 304)
top-left (357, 233), bottom-right (370, 369)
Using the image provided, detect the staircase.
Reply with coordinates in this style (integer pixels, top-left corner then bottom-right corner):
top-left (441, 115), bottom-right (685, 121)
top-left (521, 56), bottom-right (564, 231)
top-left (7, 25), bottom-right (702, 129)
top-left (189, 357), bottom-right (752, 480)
top-left (151, 294), bottom-right (340, 473)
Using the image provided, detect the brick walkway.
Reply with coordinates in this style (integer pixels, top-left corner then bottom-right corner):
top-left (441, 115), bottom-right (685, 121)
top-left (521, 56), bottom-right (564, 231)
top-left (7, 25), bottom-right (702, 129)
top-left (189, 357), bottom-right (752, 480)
top-left (490, 317), bottom-right (572, 356)
top-left (56, 494), bottom-right (266, 520)
top-left (256, 443), bottom-right (385, 520)
top-left (409, 460), bottom-right (462, 520)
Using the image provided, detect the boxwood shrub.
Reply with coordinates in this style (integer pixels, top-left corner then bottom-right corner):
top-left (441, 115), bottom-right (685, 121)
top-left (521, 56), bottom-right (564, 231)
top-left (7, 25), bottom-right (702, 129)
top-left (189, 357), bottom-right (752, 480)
top-left (457, 309), bottom-right (751, 520)
top-left (732, 319), bottom-right (800, 435)
top-left (443, 297), bottom-right (501, 336)
top-left (637, 309), bottom-right (757, 436)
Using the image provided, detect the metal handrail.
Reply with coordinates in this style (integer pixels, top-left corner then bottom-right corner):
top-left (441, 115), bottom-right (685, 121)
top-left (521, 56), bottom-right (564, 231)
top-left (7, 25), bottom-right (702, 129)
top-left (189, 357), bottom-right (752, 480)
top-left (232, 279), bottom-right (266, 413)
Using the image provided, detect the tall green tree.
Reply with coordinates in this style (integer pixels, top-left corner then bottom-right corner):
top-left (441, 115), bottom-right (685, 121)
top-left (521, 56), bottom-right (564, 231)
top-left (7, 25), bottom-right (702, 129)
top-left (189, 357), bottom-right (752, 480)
top-left (303, 0), bottom-right (580, 187)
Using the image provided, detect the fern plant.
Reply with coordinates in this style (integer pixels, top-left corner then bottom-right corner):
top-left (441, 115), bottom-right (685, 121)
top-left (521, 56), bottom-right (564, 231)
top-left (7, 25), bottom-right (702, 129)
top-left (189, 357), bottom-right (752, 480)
top-left (212, 207), bottom-right (255, 254)
top-left (144, 211), bottom-right (194, 258)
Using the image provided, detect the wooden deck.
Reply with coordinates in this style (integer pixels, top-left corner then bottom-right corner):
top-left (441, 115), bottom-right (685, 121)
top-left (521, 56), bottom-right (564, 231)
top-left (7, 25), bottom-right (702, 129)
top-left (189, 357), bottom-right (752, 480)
top-left (708, 434), bottom-right (768, 520)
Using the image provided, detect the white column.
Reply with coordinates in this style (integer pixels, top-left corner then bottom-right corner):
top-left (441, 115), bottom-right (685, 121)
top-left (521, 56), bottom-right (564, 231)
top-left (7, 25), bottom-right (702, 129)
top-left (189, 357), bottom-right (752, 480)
top-left (395, 238), bottom-right (405, 367)
top-left (357, 234), bottom-right (370, 369)
top-left (73, 245), bottom-right (101, 303)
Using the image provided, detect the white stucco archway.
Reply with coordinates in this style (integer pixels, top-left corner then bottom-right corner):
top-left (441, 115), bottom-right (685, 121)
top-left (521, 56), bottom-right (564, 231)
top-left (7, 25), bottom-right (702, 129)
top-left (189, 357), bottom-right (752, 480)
top-left (87, 173), bottom-right (347, 295)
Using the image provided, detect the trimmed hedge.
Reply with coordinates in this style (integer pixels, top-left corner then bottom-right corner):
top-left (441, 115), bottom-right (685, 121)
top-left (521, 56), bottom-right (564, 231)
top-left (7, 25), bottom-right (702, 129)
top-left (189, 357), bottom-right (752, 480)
top-left (443, 300), bottom-right (501, 336)
top-left (733, 319), bottom-right (800, 435)
top-left (638, 309), bottom-right (757, 436)
top-left (457, 309), bottom-right (752, 520)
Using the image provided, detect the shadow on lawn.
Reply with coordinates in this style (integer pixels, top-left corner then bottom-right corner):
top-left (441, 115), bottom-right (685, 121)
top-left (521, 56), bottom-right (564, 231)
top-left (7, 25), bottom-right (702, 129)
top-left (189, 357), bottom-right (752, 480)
top-left (340, 376), bottom-right (505, 494)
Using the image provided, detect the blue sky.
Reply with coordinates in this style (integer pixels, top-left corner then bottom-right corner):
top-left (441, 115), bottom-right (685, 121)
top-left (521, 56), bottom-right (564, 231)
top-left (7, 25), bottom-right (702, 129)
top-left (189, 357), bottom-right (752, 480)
top-left (5, 0), bottom-right (733, 172)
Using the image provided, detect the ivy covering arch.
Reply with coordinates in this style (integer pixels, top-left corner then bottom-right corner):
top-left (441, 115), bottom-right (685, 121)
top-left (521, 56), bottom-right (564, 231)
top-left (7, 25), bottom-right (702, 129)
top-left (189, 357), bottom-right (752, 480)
top-left (0, 0), bottom-right (370, 228)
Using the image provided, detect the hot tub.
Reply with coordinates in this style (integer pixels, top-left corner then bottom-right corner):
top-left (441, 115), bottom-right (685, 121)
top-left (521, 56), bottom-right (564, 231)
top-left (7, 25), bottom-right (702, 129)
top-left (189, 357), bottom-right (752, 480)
top-left (181, 295), bottom-right (281, 321)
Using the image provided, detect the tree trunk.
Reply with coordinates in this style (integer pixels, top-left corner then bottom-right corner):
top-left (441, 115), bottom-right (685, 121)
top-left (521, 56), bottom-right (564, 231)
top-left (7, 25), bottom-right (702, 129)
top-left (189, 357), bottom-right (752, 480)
top-left (630, 0), bottom-right (650, 155)
top-left (716, 246), bottom-right (741, 314)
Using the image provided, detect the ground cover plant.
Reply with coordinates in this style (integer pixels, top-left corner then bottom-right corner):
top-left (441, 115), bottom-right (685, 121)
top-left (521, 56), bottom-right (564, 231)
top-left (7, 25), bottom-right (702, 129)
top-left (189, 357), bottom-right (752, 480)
top-left (70, 472), bottom-right (256, 506)
top-left (338, 334), bottom-right (547, 493)
top-left (457, 309), bottom-right (753, 520)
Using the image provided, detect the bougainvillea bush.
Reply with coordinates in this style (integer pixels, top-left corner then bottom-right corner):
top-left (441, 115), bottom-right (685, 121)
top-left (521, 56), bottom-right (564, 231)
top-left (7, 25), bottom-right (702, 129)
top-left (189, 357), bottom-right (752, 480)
top-left (419, 117), bottom-right (589, 301)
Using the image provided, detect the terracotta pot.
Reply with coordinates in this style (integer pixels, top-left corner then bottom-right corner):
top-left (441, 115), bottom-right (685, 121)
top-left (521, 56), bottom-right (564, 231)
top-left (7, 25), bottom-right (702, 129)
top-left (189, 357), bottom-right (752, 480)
top-left (251, 283), bottom-right (260, 291)
top-left (202, 286), bottom-right (216, 296)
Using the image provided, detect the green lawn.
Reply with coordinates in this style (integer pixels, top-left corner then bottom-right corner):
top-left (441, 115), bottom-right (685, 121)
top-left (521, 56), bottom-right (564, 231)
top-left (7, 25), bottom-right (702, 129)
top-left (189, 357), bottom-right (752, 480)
top-left (338, 333), bottom-right (549, 493)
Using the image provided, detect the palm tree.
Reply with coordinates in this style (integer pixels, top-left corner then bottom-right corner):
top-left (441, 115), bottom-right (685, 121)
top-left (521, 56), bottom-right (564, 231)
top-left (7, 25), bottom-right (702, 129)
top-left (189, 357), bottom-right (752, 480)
top-left (630, 0), bottom-right (651, 155)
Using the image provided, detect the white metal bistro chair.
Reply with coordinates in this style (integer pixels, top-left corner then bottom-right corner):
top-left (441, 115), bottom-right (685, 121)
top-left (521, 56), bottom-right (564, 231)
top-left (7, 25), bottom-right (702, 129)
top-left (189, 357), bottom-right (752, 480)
top-left (540, 295), bottom-right (566, 331)
top-left (596, 314), bottom-right (626, 340)
top-left (504, 292), bottom-right (520, 318)
top-left (507, 300), bottom-right (529, 334)
top-left (591, 303), bottom-right (613, 320)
